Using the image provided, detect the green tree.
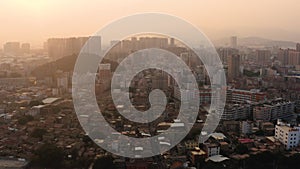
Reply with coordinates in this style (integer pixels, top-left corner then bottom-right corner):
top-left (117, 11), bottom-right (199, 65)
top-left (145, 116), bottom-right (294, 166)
top-left (296, 115), bottom-right (300, 124)
top-left (35, 143), bottom-right (64, 168)
top-left (235, 144), bottom-right (249, 154)
top-left (245, 151), bottom-right (275, 169)
top-left (92, 155), bottom-right (115, 169)
top-left (254, 129), bottom-right (265, 136)
top-left (52, 106), bottom-right (61, 113)
top-left (18, 115), bottom-right (34, 125)
top-left (28, 100), bottom-right (44, 107)
top-left (30, 128), bottom-right (47, 140)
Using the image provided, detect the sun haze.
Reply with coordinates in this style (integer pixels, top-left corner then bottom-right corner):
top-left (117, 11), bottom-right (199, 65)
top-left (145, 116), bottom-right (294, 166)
top-left (1, 0), bottom-right (300, 48)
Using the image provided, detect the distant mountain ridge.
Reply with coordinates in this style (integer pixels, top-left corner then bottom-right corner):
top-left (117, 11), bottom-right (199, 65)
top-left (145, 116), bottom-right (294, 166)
top-left (213, 36), bottom-right (297, 48)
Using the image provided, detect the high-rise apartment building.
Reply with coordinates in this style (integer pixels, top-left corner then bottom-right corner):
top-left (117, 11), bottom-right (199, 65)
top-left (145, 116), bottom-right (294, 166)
top-left (278, 44), bottom-right (300, 66)
top-left (296, 43), bottom-right (300, 52)
top-left (255, 49), bottom-right (271, 65)
top-left (47, 36), bottom-right (101, 60)
top-left (217, 47), bottom-right (239, 64)
top-left (3, 42), bottom-right (20, 55)
top-left (170, 38), bottom-right (175, 47)
top-left (227, 54), bottom-right (241, 81)
top-left (288, 50), bottom-right (300, 66)
top-left (121, 37), bottom-right (169, 53)
top-left (230, 36), bottom-right (237, 49)
top-left (21, 43), bottom-right (30, 54)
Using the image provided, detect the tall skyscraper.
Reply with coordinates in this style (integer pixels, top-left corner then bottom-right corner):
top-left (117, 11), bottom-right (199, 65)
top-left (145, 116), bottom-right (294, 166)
top-left (255, 50), bottom-right (271, 65)
top-left (296, 43), bottom-right (300, 52)
top-left (85, 36), bottom-right (102, 55)
top-left (47, 38), bottom-right (67, 60)
top-left (228, 54), bottom-right (241, 81)
top-left (170, 38), bottom-right (175, 47)
top-left (278, 43), bottom-right (300, 66)
top-left (217, 47), bottom-right (239, 64)
top-left (3, 42), bottom-right (20, 55)
top-left (21, 43), bottom-right (30, 54)
top-left (287, 50), bottom-right (300, 66)
top-left (230, 36), bottom-right (238, 49)
top-left (278, 48), bottom-right (289, 65)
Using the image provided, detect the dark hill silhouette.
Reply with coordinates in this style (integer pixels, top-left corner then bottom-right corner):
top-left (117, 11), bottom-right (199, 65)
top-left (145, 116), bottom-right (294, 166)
top-left (31, 54), bottom-right (77, 79)
top-left (31, 54), bottom-right (118, 79)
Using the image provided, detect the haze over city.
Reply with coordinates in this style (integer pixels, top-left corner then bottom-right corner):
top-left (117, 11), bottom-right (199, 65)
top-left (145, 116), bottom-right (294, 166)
top-left (1, 1), bottom-right (300, 169)
top-left (1, 0), bottom-right (300, 48)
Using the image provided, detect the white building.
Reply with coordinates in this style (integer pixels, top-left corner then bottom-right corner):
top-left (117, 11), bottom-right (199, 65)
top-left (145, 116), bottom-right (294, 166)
top-left (203, 143), bottom-right (220, 157)
top-left (173, 85), bottom-right (197, 102)
top-left (275, 119), bottom-right (300, 150)
top-left (27, 105), bottom-right (46, 116)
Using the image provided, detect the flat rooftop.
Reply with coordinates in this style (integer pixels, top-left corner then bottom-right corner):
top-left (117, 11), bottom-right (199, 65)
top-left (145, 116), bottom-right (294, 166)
top-left (0, 158), bottom-right (28, 168)
top-left (42, 97), bottom-right (60, 104)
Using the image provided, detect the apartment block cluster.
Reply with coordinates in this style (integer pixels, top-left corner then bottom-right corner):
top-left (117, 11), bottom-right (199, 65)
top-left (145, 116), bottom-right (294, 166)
top-left (198, 87), bottom-right (295, 122)
top-left (194, 83), bottom-right (297, 124)
top-left (112, 36), bottom-right (172, 53)
top-left (0, 35), bottom-right (300, 169)
top-left (278, 43), bottom-right (300, 69)
top-left (3, 42), bottom-right (31, 56)
top-left (46, 36), bottom-right (101, 60)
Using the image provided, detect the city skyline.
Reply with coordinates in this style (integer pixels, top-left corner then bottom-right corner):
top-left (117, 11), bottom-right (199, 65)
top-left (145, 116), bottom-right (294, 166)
top-left (1, 1), bottom-right (300, 169)
top-left (1, 0), bottom-right (300, 48)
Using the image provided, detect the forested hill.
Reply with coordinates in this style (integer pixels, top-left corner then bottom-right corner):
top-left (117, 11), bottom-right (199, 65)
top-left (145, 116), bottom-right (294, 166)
top-left (31, 54), bottom-right (118, 79)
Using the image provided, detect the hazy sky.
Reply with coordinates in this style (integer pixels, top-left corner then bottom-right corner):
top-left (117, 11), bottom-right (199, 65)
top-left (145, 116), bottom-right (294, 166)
top-left (1, 0), bottom-right (300, 48)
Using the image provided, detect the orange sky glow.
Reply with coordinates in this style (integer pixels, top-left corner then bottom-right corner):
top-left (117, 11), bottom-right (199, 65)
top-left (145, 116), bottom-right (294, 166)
top-left (1, 0), bottom-right (300, 48)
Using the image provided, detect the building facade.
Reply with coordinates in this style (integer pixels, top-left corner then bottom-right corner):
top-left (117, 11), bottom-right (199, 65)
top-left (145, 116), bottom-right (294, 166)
top-left (222, 104), bottom-right (251, 120)
top-left (227, 54), bottom-right (240, 81)
top-left (275, 120), bottom-right (300, 150)
top-left (253, 99), bottom-right (295, 121)
top-left (227, 88), bottom-right (266, 103)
